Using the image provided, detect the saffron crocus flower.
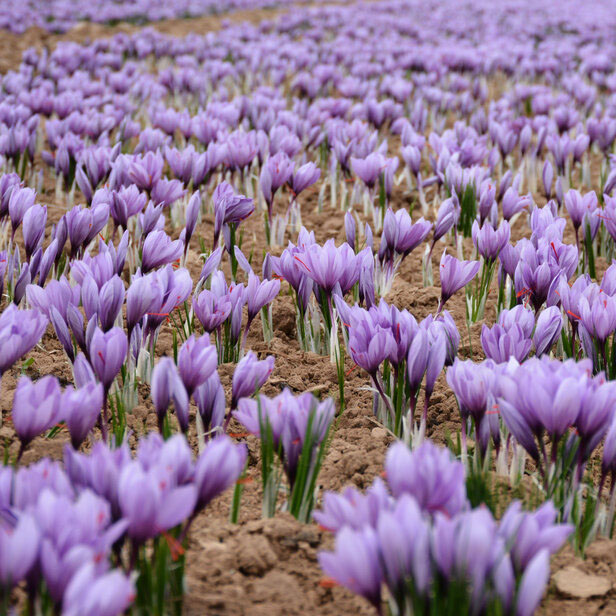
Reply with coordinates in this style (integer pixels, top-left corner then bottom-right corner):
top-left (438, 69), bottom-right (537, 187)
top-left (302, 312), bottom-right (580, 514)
top-left (480, 323), bottom-right (531, 363)
top-left (438, 252), bottom-right (480, 307)
top-left (564, 189), bottom-right (598, 236)
top-left (377, 495), bottom-right (431, 596)
top-left (295, 239), bottom-right (360, 294)
top-left (313, 478), bottom-right (391, 533)
top-left (431, 196), bottom-right (458, 246)
top-left (471, 220), bottom-right (510, 261)
top-left (177, 334), bottom-right (217, 398)
top-left (89, 326), bottom-right (127, 391)
top-left (380, 207), bottom-right (432, 260)
top-left (578, 292), bottom-right (616, 343)
top-left (532, 306), bottom-right (563, 356)
top-left (97, 275), bottom-right (125, 331)
top-left (141, 265), bottom-right (192, 339)
top-left (183, 191), bottom-right (201, 254)
top-left (126, 274), bottom-right (159, 338)
top-left (259, 151), bottom-right (294, 208)
top-left (291, 162), bottom-right (321, 196)
top-left (118, 461), bottom-right (197, 543)
top-left (385, 441), bottom-right (467, 517)
top-left (318, 526), bottom-right (383, 609)
top-left (515, 550), bottom-right (551, 616)
top-left (141, 229), bottom-right (183, 274)
top-left (230, 352), bottom-right (275, 409)
top-left (212, 182), bottom-right (254, 248)
top-left (62, 563), bottom-right (135, 616)
top-left (194, 371), bottom-right (226, 434)
top-left (0, 512), bottom-right (40, 589)
top-left (193, 288), bottom-right (232, 333)
top-left (12, 375), bottom-right (61, 452)
top-left (351, 152), bottom-right (385, 190)
top-left (110, 184), bottom-right (147, 229)
top-left (62, 382), bottom-right (104, 449)
top-left (446, 358), bottom-right (496, 425)
top-left (194, 435), bottom-right (247, 511)
top-left (497, 305), bottom-right (535, 338)
top-left (498, 501), bottom-right (572, 572)
top-left (245, 272), bottom-right (281, 322)
top-left (151, 357), bottom-right (189, 433)
top-left (8, 186), bottom-right (35, 236)
top-left (0, 304), bottom-right (48, 376)
top-left (235, 389), bottom-right (334, 486)
top-left (65, 202), bottom-right (110, 258)
top-left (22, 203), bottom-right (46, 259)
top-left (151, 177), bottom-right (185, 208)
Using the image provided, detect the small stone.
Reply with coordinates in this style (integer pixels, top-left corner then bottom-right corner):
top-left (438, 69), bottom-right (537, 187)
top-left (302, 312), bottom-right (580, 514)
top-left (553, 566), bottom-right (612, 598)
top-left (371, 427), bottom-right (388, 440)
top-left (236, 535), bottom-right (277, 576)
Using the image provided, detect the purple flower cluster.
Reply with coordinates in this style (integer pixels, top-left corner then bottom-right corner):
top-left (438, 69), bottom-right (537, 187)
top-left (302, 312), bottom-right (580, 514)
top-left (316, 440), bottom-right (571, 614)
top-left (1, 432), bottom-right (245, 611)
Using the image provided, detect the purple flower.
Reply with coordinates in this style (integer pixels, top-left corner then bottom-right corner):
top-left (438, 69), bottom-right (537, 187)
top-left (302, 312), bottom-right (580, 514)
top-left (515, 550), bottom-right (550, 616)
top-left (62, 563), bottom-right (135, 616)
top-left (439, 252), bottom-right (480, 305)
top-left (8, 186), bottom-right (35, 235)
top-left (118, 460), bottom-right (196, 543)
top-left (481, 323), bottom-right (531, 363)
top-left (564, 189), bottom-right (598, 232)
top-left (497, 305), bottom-right (535, 338)
top-left (291, 162), bottom-right (321, 196)
top-left (62, 382), bottom-right (104, 448)
top-left (128, 151), bottom-right (163, 192)
top-left (89, 326), bottom-right (127, 390)
top-left (432, 197), bottom-right (458, 244)
top-left (245, 272), bottom-right (280, 321)
top-left (12, 375), bottom-right (61, 448)
top-left (313, 479), bottom-right (390, 533)
top-left (193, 288), bottom-right (232, 333)
top-left (318, 526), bottom-right (383, 608)
top-left (151, 357), bottom-right (189, 433)
top-left (126, 274), bottom-right (160, 336)
top-left (194, 371), bottom-right (226, 434)
top-left (151, 178), bottom-right (186, 208)
top-left (110, 185), bottom-right (147, 229)
top-left (235, 389), bottom-right (334, 486)
top-left (295, 239), bottom-right (360, 294)
top-left (0, 512), bottom-right (40, 589)
top-left (385, 441), bottom-right (467, 517)
top-left (472, 220), bottom-right (510, 261)
top-left (141, 230), bottom-right (183, 273)
top-left (0, 304), bottom-right (48, 375)
top-left (578, 292), bottom-right (616, 342)
top-left (22, 203), bottom-right (47, 259)
top-left (260, 151), bottom-right (294, 206)
top-left (446, 358), bottom-right (496, 424)
top-left (380, 207), bottom-right (432, 259)
top-left (65, 202), bottom-right (109, 258)
top-left (177, 334), bottom-right (217, 398)
top-left (212, 182), bottom-right (254, 247)
top-left (231, 352), bottom-right (275, 408)
top-left (194, 435), bottom-right (247, 511)
top-left (377, 495), bottom-right (431, 595)
top-left (533, 306), bottom-right (563, 356)
top-left (498, 501), bottom-right (572, 572)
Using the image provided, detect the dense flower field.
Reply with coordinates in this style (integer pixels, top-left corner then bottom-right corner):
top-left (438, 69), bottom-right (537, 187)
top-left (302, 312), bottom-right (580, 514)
top-left (1, 0), bottom-right (616, 613)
